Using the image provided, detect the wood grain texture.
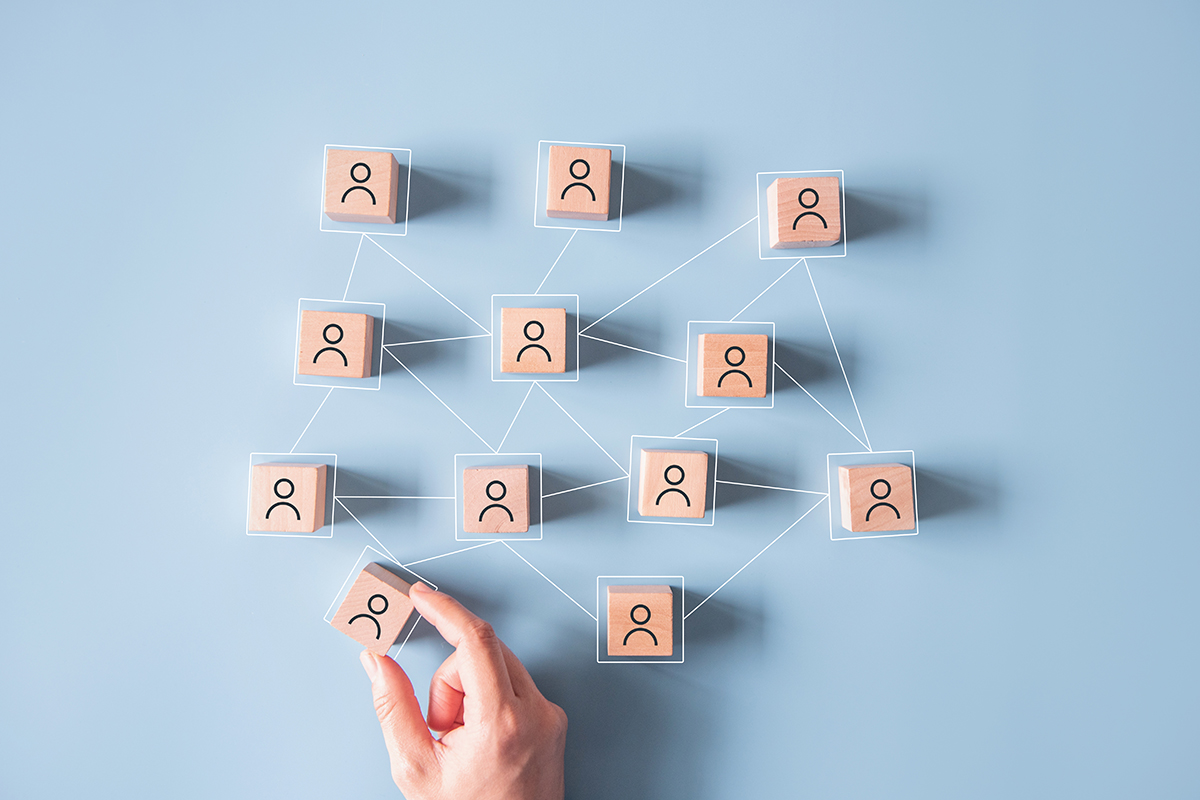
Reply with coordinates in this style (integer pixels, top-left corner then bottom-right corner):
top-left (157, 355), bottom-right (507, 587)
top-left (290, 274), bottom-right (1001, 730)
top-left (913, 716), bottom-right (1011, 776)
top-left (767, 176), bottom-right (842, 248)
top-left (323, 149), bottom-right (401, 224)
top-left (500, 307), bottom-right (566, 373)
top-left (607, 585), bottom-right (673, 656)
top-left (838, 463), bottom-right (915, 532)
top-left (546, 146), bottom-right (611, 220)
top-left (638, 449), bottom-right (708, 518)
top-left (463, 465), bottom-right (530, 534)
top-left (248, 462), bottom-right (327, 533)
top-left (329, 563), bottom-right (415, 654)
top-left (297, 310), bottom-right (374, 378)
top-left (697, 333), bottom-right (769, 397)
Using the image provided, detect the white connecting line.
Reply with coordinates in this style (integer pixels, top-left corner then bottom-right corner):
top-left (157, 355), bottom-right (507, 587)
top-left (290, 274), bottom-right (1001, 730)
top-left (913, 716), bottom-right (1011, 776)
top-left (385, 349), bottom-right (497, 453)
top-left (805, 260), bottom-right (872, 451)
top-left (536, 229), bottom-right (577, 294)
top-left (684, 494), bottom-right (828, 620)
top-left (730, 258), bottom-right (801, 321)
top-left (342, 234), bottom-right (366, 301)
top-left (536, 383), bottom-right (629, 476)
top-left (542, 476), bottom-right (628, 498)
top-left (502, 542), bottom-right (597, 621)
top-left (580, 333), bottom-right (686, 363)
top-left (367, 235), bottom-right (491, 334)
top-left (675, 409), bottom-right (728, 437)
top-left (497, 384), bottom-right (535, 453)
top-left (383, 334), bottom-right (491, 347)
top-left (580, 216), bottom-right (757, 334)
top-left (776, 361), bottom-right (870, 451)
top-left (715, 480), bottom-right (827, 496)
top-left (290, 387), bottom-right (335, 453)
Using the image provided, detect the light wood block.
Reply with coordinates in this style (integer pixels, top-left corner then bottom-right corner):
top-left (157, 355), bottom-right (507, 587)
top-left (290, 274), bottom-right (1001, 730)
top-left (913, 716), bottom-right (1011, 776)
top-left (546, 146), bottom-right (611, 221)
top-left (330, 563), bottom-right (415, 654)
top-left (297, 310), bottom-right (374, 379)
top-left (248, 462), bottom-right (327, 533)
top-left (767, 176), bottom-right (842, 249)
top-left (607, 585), bottom-right (673, 657)
top-left (500, 307), bottom-right (566, 373)
top-left (463, 465), bottom-right (530, 534)
top-left (838, 463), bottom-right (915, 532)
top-left (323, 148), bottom-right (401, 224)
top-left (638, 449), bottom-right (708, 519)
top-left (697, 333), bottom-right (769, 398)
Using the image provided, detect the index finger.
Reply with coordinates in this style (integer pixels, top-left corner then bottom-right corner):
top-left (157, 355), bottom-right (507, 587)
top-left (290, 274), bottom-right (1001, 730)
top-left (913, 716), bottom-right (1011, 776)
top-left (409, 583), bottom-right (514, 708)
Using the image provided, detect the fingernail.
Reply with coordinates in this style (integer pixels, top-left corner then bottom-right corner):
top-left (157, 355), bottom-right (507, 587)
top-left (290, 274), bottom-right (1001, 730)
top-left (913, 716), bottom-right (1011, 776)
top-left (360, 650), bottom-right (380, 682)
top-left (410, 581), bottom-right (432, 594)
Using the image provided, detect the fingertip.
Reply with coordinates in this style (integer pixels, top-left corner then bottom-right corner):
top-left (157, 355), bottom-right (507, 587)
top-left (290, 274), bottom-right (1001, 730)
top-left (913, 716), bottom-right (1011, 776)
top-left (410, 581), bottom-right (433, 595)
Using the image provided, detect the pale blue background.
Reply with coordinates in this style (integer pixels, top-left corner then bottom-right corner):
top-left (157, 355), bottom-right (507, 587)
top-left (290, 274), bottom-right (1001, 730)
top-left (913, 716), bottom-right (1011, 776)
top-left (2, 2), bottom-right (1198, 798)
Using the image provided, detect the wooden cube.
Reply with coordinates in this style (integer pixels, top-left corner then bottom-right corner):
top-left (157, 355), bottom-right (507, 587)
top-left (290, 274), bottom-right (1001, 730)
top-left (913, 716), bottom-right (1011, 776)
top-left (767, 176), bottom-right (842, 249)
top-left (546, 145), bottom-right (611, 221)
top-left (463, 465), bottom-right (530, 534)
top-left (330, 563), bottom-right (415, 654)
top-left (323, 148), bottom-right (402, 224)
top-left (607, 585), bottom-right (673, 657)
top-left (248, 462), bottom-right (328, 533)
top-left (638, 449), bottom-right (708, 519)
top-left (500, 307), bottom-right (566, 374)
top-left (297, 310), bottom-right (374, 379)
top-left (697, 333), bottom-right (769, 398)
top-left (838, 463), bottom-right (915, 532)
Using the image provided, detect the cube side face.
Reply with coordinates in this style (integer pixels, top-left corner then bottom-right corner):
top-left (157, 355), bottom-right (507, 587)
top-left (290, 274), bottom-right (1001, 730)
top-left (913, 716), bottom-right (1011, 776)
top-left (463, 465), bottom-right (530, 534)
top-left (330, 565), bottom-right (415, 654)
top-left (768, 176), bottom-right (842, 249)
top-left (298, 311), bottom-right (374, 378)
top-left (323, 149), bottom-right (400, 224)
top-left (249, 463), bottom-right (327, 533)
top-left (838, 463), bottom-right (915, 532)
top-left (697, 333), bottom-right (769, 397)
top-left (607, 585), bottom-right (673, 657)
top-left (500, 308), bottom-right (567, 373)
top-left (638, 449), bottom-right (708, 518)
top-left (546, 146), bottom-right (611, 220)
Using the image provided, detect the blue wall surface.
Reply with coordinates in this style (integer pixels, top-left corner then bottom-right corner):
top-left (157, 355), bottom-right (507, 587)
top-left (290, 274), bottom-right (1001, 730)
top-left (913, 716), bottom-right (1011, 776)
top-left (2, 2), bottom-right (1198, 798)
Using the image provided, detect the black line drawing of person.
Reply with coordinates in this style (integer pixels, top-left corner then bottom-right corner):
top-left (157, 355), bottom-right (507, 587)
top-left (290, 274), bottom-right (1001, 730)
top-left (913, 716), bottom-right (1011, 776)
top-left (655, 465), bottom-right (691, 508)
top-left (621, 603), bottom-right (658, 647)
top-left (266, 478), bottom-right (301, 520)
top-left (792, 187), bottom-right (828, 230)
top-left (347, 593), bottom-right (388, 640)
top-left (865, 478), bottom-right (901, 521)
top-left (516, 320), bottom-right (552, 363)
top-left (341, 161), bottom-right (376, 205)
top-left (313, 323), bottom-right (349, 367)
top-left (560, 159), bottom-right (596, 201)
top-left (716, 345), bottom-right (753, 389)
top-left (478, 480), bottom-right (515, 523)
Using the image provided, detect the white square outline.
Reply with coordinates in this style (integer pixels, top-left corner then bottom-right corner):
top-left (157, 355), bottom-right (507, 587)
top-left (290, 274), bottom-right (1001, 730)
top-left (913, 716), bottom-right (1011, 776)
top-left (323, 545), bottom-right (439, 659)
top-left (595, 576), bottom-right (685, 664)
top-left (245, 452), bottom-right (337, 538)
top-left (319, 144), bottom-right (413, 236)
top-left (756, 169), bottom-right (847, 260)
top-left (490, 294), bottom-right (580, 383)
top-left (684, 320), bottom-right (776, 410)
top-left (293, 298), bottom-right (386, 391)
top-left (826, 450), bottom-right (919, 541)
top-left (627, 435), bottom-right (718, 527)
top-left (454, 453), bottom-right (544, 542)
top-left (533, 140), bottom-right (627, 232)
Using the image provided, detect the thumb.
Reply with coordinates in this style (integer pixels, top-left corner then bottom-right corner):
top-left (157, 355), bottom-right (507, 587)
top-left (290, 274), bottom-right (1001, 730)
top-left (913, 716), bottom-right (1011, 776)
top-left (360, 651), bottom-right (437, 791)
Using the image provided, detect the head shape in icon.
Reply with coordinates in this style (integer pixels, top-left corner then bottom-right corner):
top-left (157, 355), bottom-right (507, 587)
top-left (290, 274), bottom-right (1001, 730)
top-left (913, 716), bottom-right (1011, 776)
top-left (462, 464), bottom-right (531, 534)
top-left (792, 187), bottom-right (828, 230)
top-left (638, 448), bottom-right (709, 519)
top-left (313, 322), bottom-right (348, 367)
top-left (266, 477), bottom-right (301, 521)
top-left (517, 319), bottom-right (552, 365)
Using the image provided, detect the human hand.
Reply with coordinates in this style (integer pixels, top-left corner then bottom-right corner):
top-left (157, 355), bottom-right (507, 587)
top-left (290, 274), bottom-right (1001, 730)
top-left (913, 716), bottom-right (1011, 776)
top-left (359, 582), bottom-right (567, 800)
